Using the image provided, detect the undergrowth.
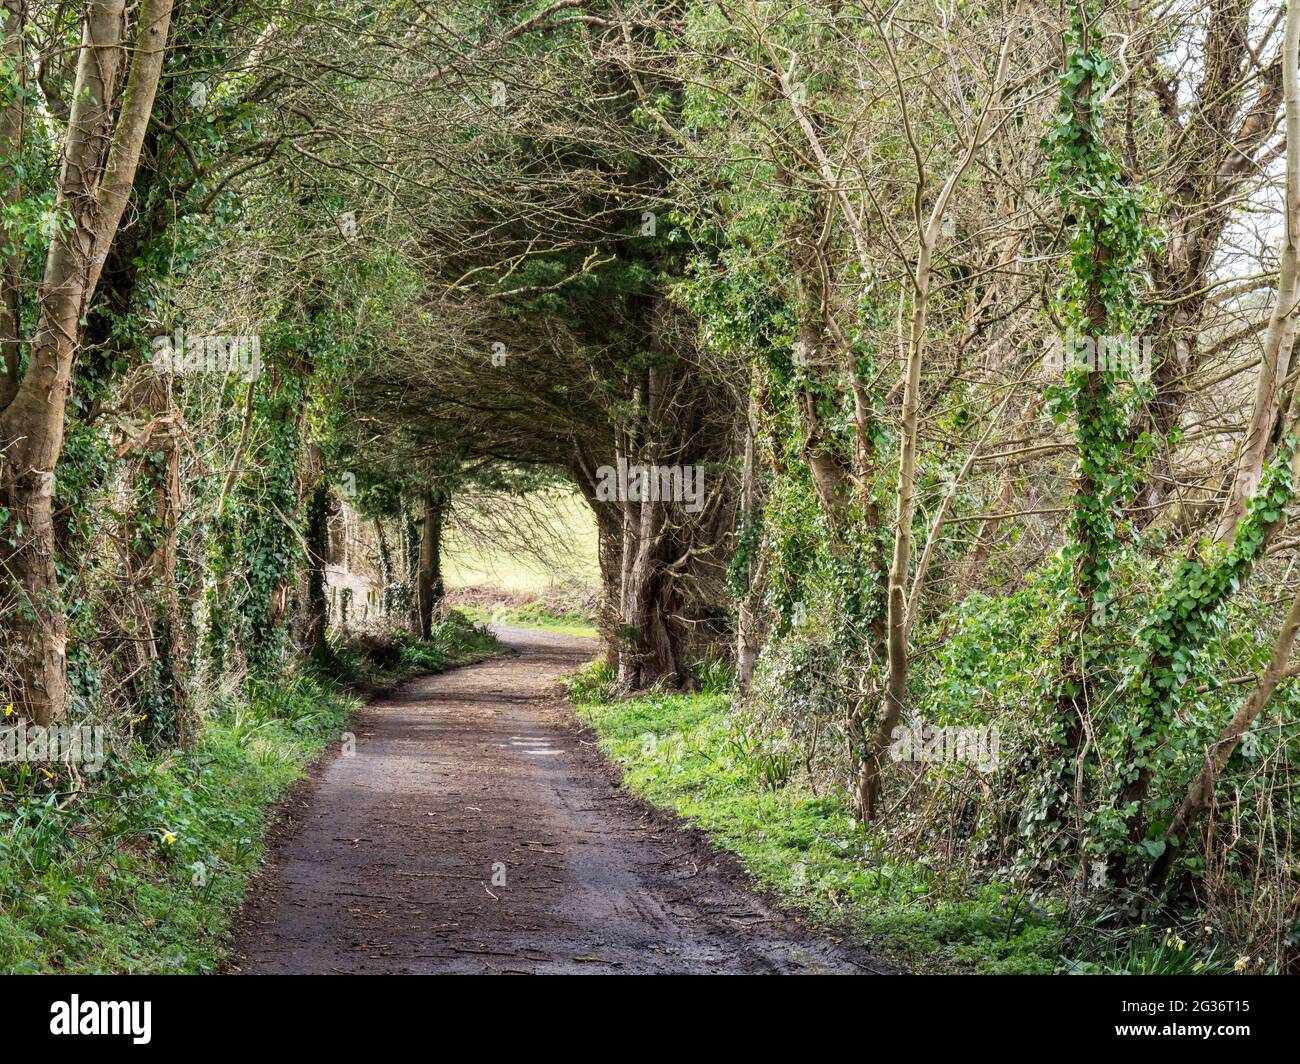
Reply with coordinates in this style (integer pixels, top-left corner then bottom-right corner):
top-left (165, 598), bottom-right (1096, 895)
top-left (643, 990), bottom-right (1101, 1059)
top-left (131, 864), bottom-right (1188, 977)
top-left (327, 609), bottom-right (503, 684)
top-left (566, 661), bottom-right (1257, 975)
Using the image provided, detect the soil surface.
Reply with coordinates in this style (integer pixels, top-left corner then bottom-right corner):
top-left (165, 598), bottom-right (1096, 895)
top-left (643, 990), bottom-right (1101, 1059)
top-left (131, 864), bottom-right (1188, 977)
top-left (229, 627), bottom-right (890, 974)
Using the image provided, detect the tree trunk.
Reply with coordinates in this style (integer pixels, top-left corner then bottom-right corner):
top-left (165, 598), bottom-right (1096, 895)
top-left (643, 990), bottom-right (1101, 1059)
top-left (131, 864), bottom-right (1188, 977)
top-left (0, 0), bottom-right (174, 726)
top-left (853, 38), bottom-right (1007, 820)
top-left (617, 363), bottom-right (689, 689)
top-left (302, 445), bottom-right (331, 661)
top-left (417, 490), bottom-right (445, 639)
top-left (857, 233), bottom-right (931, 820)
top-left (125, 375), bottom-right (189, 744)
top-left (402, 504), bottom-right (421, 635)
top-left (1146, 0), bottom-right (1300, 891)
top-left (570, 445), bottom-right (624, 670)
top-left (618, 486), bottom-right (683, 687)
top-left (618, 430), bottom-right (636, 629)
top-left (736, 407), bottom-right (761, 691)
top-left (1214, 3), bottom-right (1300, 545)
top-left (1148, 579), bottom-right (1300, 892)
top-left (375, 517), bottom-right (395, 616)
top-left (0, 1), bottom-right (23, 415)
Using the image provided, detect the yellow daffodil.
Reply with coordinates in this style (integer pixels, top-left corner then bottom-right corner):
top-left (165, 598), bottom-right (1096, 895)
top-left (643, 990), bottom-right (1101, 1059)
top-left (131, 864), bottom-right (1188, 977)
top-left (3, 703), bottom-right (13, 717)
top-left (162, 831), bottom-right (177, 846)
top-left (1234, 956), bottom-right (1249, 972)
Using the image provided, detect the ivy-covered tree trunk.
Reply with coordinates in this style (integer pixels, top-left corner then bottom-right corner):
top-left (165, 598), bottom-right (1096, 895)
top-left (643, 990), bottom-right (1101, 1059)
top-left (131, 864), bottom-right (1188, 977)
top-left (787, 241), bottom-right (855, 536)
top-left (374, 517), bottom-right (395, 616)
top-left (1035, 2), bottom-right (1153, 867)
top-left (736, 407), bottom-right (762, 692)
top-left (302, 472), bottom-right (332, 661)
top-left (1149, 567), bottom-right (1300, 891)
top-left (617, 426), bottom-right (637, 637)
top-left (403, 504), bottom-right (421, 636)
top-left (124, 375), bottom-right (190, 745)
top-left (1046, 12), bottom-right (1114, 847)
top-left (416, 489), bottom-right (446, 640)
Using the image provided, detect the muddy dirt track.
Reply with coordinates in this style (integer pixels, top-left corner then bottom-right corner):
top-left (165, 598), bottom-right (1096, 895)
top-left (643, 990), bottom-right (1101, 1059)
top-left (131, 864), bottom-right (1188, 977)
top-left (230, 627), bottom-right (890, 974)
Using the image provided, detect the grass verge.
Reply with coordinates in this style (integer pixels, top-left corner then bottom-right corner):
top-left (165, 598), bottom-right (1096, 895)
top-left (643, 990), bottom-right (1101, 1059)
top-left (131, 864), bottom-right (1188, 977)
top-left (567, 662), bottom-right (1064, 974)
top-left (0, 614), bottom-right (500, 973)
top-left (459, 601), bottom-right (598, 637)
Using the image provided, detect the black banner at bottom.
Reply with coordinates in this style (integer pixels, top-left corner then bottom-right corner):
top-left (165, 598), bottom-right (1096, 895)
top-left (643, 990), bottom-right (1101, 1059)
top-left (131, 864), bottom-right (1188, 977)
top-left (0, 973), bottom-right (1285, 1050)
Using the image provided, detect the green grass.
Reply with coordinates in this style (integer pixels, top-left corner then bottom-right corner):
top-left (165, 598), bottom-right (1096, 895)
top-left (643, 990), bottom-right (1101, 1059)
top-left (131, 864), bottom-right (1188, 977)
top-left (0, 619), bottom-right (501, 973)
top-left (567, 663), bottom-right (1065, 974)
top-left (460, 600), bottom-right (598, 638)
